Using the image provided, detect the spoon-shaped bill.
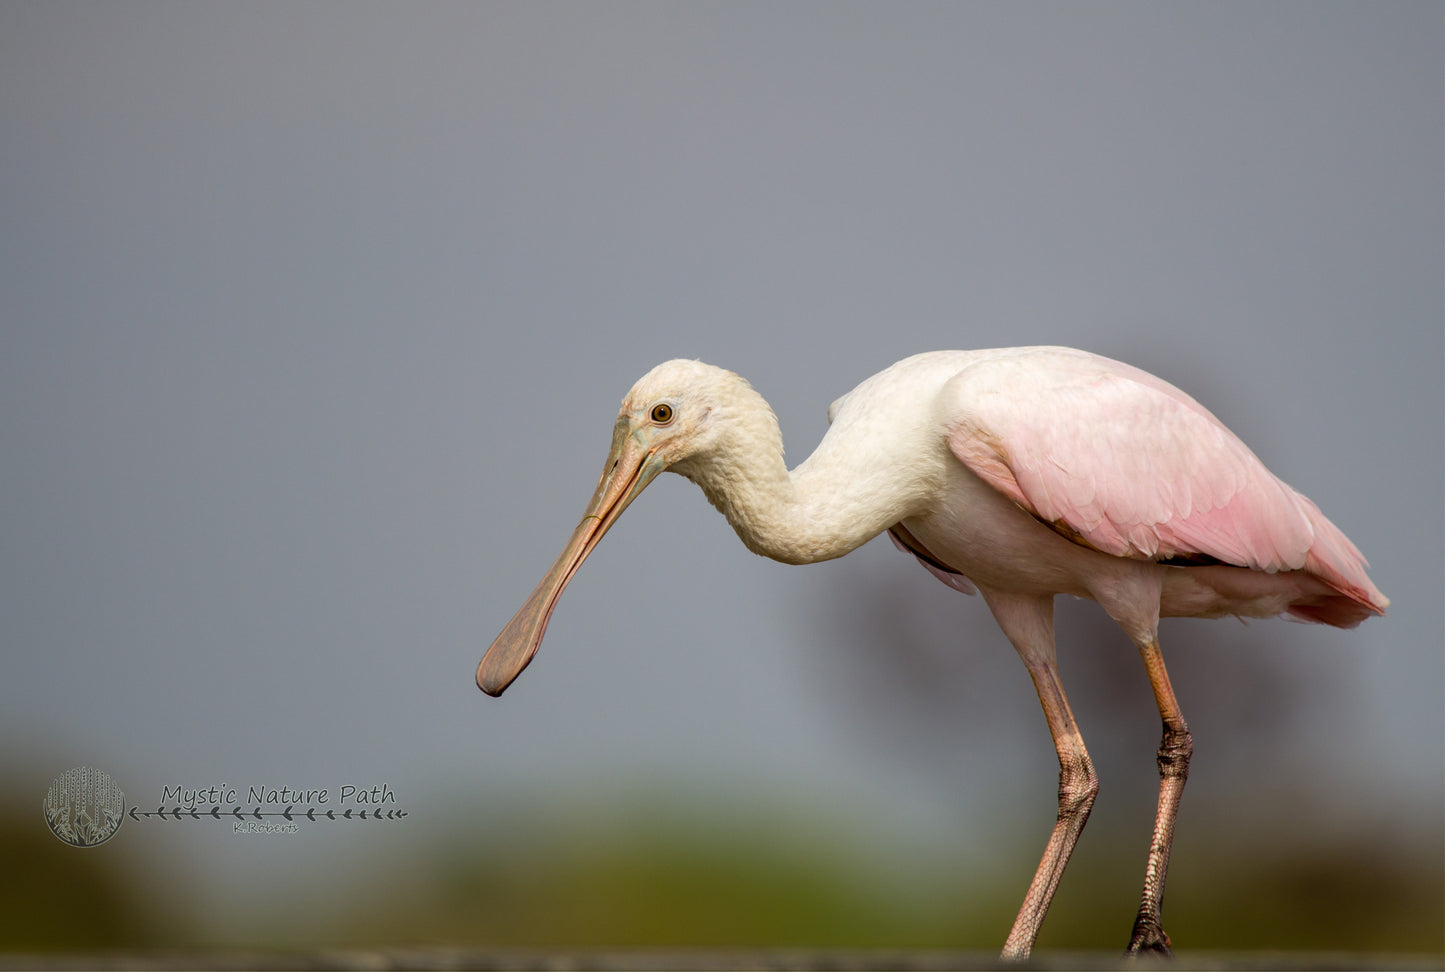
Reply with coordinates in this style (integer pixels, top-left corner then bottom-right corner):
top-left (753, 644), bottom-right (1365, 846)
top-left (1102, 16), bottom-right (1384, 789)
top-left (477, 420), bottom-right (665, 697)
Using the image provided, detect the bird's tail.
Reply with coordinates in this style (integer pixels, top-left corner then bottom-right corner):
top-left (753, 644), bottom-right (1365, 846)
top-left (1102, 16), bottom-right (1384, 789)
top-left (1288, 492), bottom-right (1388, 628)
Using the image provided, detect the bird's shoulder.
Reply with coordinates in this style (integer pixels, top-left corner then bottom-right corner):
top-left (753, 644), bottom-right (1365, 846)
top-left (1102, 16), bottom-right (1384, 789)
top-left (826, 349), bottom-right (1005, 425)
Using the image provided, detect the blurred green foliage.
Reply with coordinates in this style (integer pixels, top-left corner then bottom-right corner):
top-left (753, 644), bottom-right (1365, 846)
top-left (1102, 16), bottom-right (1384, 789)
top-left (2, 788), bottom-right (1440, 955)
top-left (326, 794), bottom-right (1443, 953)
top-left (0, 811), bottom-right (167, 951)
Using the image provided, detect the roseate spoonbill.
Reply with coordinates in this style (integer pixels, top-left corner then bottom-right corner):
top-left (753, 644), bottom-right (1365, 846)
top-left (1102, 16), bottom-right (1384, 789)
top-left (477, 347), bottom-right (1387, 958)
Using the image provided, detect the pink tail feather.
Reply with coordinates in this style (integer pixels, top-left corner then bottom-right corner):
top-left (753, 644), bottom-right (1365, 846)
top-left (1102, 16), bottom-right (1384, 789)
top-left (1289, 492), bottom-right (1388, 628)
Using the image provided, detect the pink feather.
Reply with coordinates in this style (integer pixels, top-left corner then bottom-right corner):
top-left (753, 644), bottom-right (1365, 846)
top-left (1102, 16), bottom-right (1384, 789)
top-left (942, 348), bottom-right (1386, 625)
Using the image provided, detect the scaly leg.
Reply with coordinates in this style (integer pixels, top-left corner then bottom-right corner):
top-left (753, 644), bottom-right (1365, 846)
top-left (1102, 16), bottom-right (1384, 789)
top-left (1127, 637), bottom-right (1193, 955)
top-left (984, 591), bottom-right (1099, 961)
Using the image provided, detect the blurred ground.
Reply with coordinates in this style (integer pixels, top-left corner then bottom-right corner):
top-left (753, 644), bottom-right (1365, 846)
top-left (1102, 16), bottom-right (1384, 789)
top-left (2, 948), bottom-right (1443, 971)
top-left (2, 784), bottom-right (1439, 958)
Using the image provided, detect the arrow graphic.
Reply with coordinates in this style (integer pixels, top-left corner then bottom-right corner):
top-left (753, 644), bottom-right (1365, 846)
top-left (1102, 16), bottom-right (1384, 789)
top-left (127, 805), bottom-right (408, 823)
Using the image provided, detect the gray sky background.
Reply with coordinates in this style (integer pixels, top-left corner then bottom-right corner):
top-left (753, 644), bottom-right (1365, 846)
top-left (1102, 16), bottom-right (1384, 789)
top-left (1, 0), bottom-right (1440, 943)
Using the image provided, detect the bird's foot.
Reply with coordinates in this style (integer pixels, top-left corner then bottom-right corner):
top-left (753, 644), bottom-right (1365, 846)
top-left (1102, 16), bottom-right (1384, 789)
top-left (1126, 917), bottom-right (1172, 958)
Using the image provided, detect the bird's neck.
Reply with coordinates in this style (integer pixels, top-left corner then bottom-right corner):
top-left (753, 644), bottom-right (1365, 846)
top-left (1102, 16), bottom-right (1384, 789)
top-left (671, 401), bottom-right (925, 566)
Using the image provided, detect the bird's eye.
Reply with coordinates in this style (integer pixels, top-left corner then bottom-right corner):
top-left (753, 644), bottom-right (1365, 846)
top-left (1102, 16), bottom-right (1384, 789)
top-left (650, 403), bottom-right (675, 425)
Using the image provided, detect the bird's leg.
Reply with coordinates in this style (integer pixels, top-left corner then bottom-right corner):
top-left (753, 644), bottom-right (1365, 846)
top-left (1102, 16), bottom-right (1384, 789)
top-left (984, 591), bottom-right (1099, 961)
top-left (1127, 637), bottom-right (1193, 956)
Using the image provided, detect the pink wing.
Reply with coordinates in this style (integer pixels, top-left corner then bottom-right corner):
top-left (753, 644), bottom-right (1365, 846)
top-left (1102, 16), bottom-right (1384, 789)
top-left (941, 348), bottom-right (1386, 617)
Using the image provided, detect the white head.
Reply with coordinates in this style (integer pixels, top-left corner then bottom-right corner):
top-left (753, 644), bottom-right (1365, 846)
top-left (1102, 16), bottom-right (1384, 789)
top-left (476, 359), bottom-right (779, 696)
top-left (615, 359), bottom-right (779, 478)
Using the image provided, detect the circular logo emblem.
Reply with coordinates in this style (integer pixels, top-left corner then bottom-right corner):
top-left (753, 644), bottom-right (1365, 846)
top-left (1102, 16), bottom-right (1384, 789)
top-left (43, 766), bottom-right (125, 847)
